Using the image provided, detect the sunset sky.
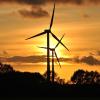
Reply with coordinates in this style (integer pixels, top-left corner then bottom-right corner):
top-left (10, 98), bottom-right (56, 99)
top-left (0, 0), bottom-right (100, 81)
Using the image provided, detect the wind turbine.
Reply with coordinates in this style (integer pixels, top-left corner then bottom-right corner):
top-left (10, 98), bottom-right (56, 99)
top-left (25, 1), bottom-right (69, 82)
top-left (38, 34), bottom-right (68, 83)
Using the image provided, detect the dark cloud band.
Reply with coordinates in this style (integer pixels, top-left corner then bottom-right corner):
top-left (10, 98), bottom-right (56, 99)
top-left (73, 56), bottom-right (100, 66)
top-left (0, 0), bottom-right (46, 5)
top-left (1, 55), bottom-right (100, 66)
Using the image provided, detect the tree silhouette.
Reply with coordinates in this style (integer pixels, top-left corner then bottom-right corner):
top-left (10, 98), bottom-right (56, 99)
top-left (0, 62), bottom-right (14, 73)
top-left (71, 69), bottom-right (100, 84)
top-left (43, 70), bottom-right (57, 81)
top-left (43, 71), bottom-right (65, 84)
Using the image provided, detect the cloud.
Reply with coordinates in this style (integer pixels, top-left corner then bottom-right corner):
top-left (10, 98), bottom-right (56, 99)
top-left (73, 56), bottom-right (100, 66)
top-left (6, 55), bottom-right (47, 63)
top-left (18, 6), bottom-right (49, 18)
top-left (89, 0), bottom-right (100, 4)
top-left (0, 55), bottom-right (71, 64)
top-left (59, 55), bottom-right (100, 66)
top-left (0, 54), bottom-right (100, 66)
top-left (0, 0), bottom-right (46, 6)
top-left (0, 55), bottom-right (70, 63)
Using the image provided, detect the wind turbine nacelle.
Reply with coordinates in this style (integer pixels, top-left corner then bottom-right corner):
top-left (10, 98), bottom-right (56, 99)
top-left (44, 29), bottom-right (51, 33)
top-left (50, 49), bottom-right (55, 51)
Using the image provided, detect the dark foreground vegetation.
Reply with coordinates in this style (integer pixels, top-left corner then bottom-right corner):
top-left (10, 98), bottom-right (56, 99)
top-left (0, 63), bottom-right (100, 98)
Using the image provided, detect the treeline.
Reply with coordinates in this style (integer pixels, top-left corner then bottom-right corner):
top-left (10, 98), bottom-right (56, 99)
top-left (0, 62), bottom-right (100, 97)
top-left (0, 62), bottom-right (100, 84)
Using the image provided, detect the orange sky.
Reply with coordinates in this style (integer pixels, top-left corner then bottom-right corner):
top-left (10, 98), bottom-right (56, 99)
top-left (0, 0), bottom-right (100, 81)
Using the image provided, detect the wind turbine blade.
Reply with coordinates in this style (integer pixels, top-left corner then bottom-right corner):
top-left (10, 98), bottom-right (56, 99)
top-left (38, 47), bottom-right (48, 49)
top-left (54, 51), bottom-right (61, 68)
top-left (38, 47), bottom-right (53, 51)
top-left (55, 34), bottom-right (65, 49)
top-left (25, 32), bottom-right (46, 40)
top-left (49, 0), bottom-right (55, 30)
top-left (51, 32), bottom-right (69, 51)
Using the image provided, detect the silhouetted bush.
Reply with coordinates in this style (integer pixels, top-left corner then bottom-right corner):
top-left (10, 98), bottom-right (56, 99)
top-left (71, 69), bottom-right (100, 84)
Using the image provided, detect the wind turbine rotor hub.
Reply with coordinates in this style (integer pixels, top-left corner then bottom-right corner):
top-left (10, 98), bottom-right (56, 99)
top-left (44, 29), bottom-right (51, 33)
